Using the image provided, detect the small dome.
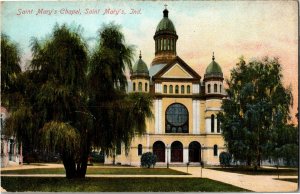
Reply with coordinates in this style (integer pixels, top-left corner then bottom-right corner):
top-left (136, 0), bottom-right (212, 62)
top-left (132, 51), bottom-right (149, 75)
top-left (155, 9), bottom-right (176, 34)
top-left (205, 53), bottom-right (223, 78)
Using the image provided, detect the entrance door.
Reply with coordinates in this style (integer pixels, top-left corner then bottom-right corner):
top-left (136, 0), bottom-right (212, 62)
top-left (153, 141), bottom-right (165, 162)
top-left (171, 141), bottom-right (183, 162)
top-left (188, 141), bottom-right (201, 162)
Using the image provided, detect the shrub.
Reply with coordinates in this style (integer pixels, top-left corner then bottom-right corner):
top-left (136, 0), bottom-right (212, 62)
top-left (219, 152), bottom-right (231, 167)
top-left (140, 152), bottom-right (156, 168)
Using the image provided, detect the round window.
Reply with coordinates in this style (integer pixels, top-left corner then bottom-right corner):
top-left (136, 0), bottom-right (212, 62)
top-left (165, 103), bottom-right (188, 133)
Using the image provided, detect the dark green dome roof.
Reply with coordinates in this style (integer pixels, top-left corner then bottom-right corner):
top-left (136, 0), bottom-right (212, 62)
top-left (205, 53), bottom-right (223, 77)
top-left (155, 9), bottom-right (176, 33)
top-left (132, 52), bottom-right (149, 75)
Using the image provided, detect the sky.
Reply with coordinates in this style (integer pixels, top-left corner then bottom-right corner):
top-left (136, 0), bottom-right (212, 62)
top-left (1, 0), bottom-right (298, 123)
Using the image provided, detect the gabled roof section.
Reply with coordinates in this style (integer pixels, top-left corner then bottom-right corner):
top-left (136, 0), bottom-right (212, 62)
top-left (152, 56), bottom-right (201, 81)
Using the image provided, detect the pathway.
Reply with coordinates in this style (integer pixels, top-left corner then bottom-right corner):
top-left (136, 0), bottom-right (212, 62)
top-left (171, 166), bottom-right (298, 192)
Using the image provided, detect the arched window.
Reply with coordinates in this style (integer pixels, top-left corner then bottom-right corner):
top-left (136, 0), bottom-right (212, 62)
top-left (211, 114), bottom-right (215, 133)
top-left (164, 39), bottom-right (167, 50)
top-left (214, 84), bottom-right (217, 93)
top-left (166, 103), bottom-right (189, 133)
top-left (169, 85), bottom-right (173, 93)
top-left (181, 85), bottom-right (185, 94)
top-left (213, 145), bottom-right (218, 156)
top-left (138, 144), bottom-right (142, 156)
top-left (220, 84), bottom-right (222, 93)
top-left (217, 116), bottom-right (220, 133)
top-left (175, 85), bottom-right (179, 94)
top-left (208, 84), bottom-right (211, 93)
top-left (138, 82), bottom-right (142, 92)
top-left (145, 83), bottom-right (148, 92)
top-left (187, 85), bottom-right (190, 94)
top-left (171, 39), bottom-right (174, 50)
top-left (164, 85), bottom-right (167, 93)
top-left (133, 83), bottom-right (136, 91)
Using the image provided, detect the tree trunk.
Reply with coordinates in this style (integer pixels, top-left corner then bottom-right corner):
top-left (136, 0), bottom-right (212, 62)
top-left (61, 140), bottom-right (90, 179)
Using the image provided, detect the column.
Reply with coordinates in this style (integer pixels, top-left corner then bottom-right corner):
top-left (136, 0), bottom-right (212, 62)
top-left (192, 100), bottom-right (196, 134)
top-left (155, 100), bottom-right (159, 134)
top-left (183, 148), bottom-right (189, 163)
top-left (205, 118), bottom-right (211, 133)
top-left (158, 99), bottom-right (162, 134)
top-left (196, 100), bottom-right (200, 134)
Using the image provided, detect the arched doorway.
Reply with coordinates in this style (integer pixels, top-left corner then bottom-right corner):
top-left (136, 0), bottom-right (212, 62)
top-left (189, 141), bottom-right (201, 162)
top-left (153, 141), bottom-right (165, 162)
top-left (171, 141), bottom-right (183, 162)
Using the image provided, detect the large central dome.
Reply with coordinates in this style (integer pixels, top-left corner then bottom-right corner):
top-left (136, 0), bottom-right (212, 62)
top-left (155, 9), bottom-right (176, 34)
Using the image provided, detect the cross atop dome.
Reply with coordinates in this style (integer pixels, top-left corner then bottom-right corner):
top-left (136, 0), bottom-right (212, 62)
top-left (163, 4), bottom-right (169, 17)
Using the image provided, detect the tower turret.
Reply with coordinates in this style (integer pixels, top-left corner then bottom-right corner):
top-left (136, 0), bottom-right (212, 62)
top-left (152, 7), bottom-right (178, 66)
top-left (204, 53), bottom-right (224, 97)
top-left (130, 51), bottom-right (150, 92)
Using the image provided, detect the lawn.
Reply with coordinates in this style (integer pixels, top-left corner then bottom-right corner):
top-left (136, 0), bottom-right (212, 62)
top-left (1, 167), bottom-right (188, 175)
top-left (1, 177), bottom-right (250, 192)
top-left (208, 167), bottom-right (298, 176)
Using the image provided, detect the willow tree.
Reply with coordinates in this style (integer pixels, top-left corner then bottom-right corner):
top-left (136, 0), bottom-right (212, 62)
top-left (4, 23), bottom-right (152, 179)
top-left (219, 57), bottom-right (293, 169)
top-left (1, 34), bottom-right (22, 108)
top-left (87, 23), bottom-right (153, 158)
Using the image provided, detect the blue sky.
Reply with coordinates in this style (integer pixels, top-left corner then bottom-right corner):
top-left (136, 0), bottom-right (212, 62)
top-left (1, 1), bottom-right (298, 122)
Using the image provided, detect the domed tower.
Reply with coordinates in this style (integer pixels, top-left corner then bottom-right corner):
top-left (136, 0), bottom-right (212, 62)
top-left (151, 7), bottom-right (178, 66)
top-left (204, 53), bottom-right (224, 97)
top-left (130, 51), bottom-right (150, 93)
top-left (204, 53), bottom-right (224, 134)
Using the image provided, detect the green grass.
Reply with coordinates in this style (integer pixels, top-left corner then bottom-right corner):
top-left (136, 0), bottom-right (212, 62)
top-left (208, 167), bottom-right (298, 176)
top-left (274, 178), bottom-right (298, 183)
top-left (1, 167), bottom-right (188, 175)
top-left (1, 177), bottom-right (250, 192)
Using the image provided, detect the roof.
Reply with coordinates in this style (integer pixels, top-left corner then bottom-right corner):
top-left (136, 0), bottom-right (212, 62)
top-left (132, 52), bottom-right (149, 76)
top-left (204, 54), bottom-right (223, 78)
top-left (152, 56), bottom-right (201, 80)
top-left (155, 9), bottom-right (176, 33)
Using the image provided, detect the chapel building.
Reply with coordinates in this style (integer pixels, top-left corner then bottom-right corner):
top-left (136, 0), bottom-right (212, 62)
top-left (105, 8), bottom-right (226, 166)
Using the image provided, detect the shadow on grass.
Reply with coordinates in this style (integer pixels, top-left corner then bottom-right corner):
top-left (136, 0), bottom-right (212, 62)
top-left (1, 177), bottom-right (250, 192)
top-left (273, 178), bottom-right (298, 183)
top-left (208, 167), bottom-right (298, 176)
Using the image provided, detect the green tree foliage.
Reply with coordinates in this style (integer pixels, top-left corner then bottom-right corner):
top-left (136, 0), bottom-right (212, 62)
top-left (3, 23), bottom-right (153, 178)
top-left (88, 23), bottom-right (153, 156)
top-left (219, 152), bottom-right (232, 167)
top-left (1, 34), bottom-right (22, 108)
top-left (219, 57), bottom-right (294, 169)
top-left (141, 152), bottom-right (157, 168)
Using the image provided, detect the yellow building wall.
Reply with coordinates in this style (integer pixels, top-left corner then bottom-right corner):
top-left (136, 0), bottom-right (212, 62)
top-left (105, 83), bottom-right (226, 166)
